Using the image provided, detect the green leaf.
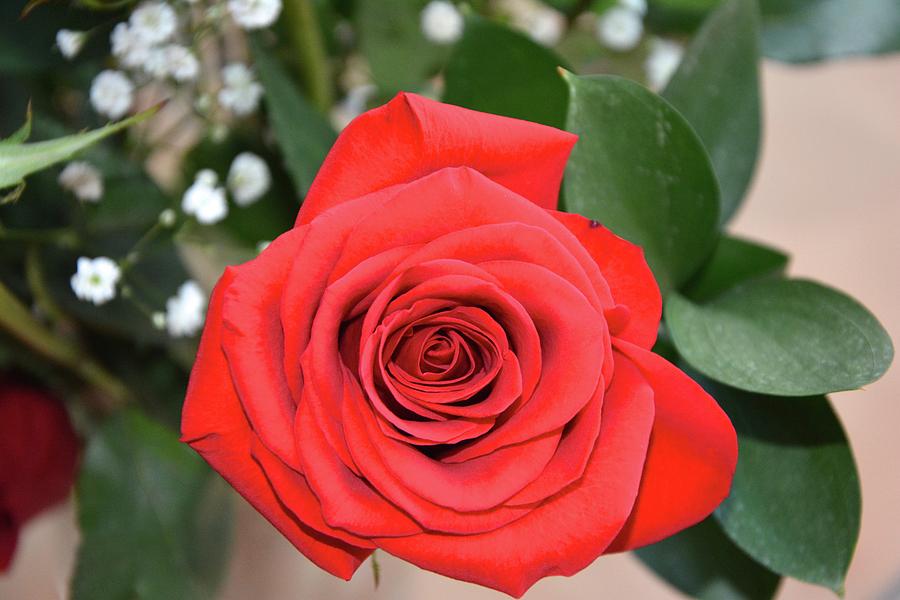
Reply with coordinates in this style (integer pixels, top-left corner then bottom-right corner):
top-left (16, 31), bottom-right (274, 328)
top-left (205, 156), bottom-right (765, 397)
top-left (250, 35), bottom-right (337, 197)
top-left (562, 73), bottom-right (720, 293)
top-left (649, 0), bottom-right (900, 62)
top-left (682, 236), bottom-right (788, 302)
top-left (663, 0), bottom-right (761, 224)
top-left (635, 517), bottom-right (781, 600)
top-left (702, 378), bottom-right (861, 593)
top-left (0, 107), bottom-right (157, 190)
top-left (73, 409), bottom-right (232, 600)
top-left (759, 0), bottom-right (900, 63)
top-left (356, 0), bottom-right (445, 94)
top-left (443, 15), bottom-right (569, 128)
top-left (667, 279), bottom-right (894, 395)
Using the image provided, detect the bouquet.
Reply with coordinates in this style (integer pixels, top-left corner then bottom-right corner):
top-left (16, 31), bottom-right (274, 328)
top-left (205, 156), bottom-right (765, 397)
top-left (0, 0), bottom-right (895, 598)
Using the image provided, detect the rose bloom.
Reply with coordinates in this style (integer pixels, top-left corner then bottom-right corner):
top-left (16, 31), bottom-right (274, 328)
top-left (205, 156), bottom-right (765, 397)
top-left (0, 380), bottom-right (80, 571)
top-left (182, 94), bottom-right (737, 596)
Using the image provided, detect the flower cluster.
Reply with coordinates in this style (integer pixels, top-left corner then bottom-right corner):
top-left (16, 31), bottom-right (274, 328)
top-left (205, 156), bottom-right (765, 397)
top-left (182, 152), bottom-right (272, 224)
top-left (81, 1), bottom-right (278, 121)
top-left (54, 1), bottom-right (280, 336)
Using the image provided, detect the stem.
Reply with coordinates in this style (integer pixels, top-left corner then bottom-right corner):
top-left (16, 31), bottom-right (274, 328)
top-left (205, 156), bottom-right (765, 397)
top-left (119, 220), bottom-right (165, 274)
top-left (0, 225), bottom-right (78, 247)
top-left (25, 244), bottom-right (69, 325)
top-left (0, 279), bottom-right (131, 411)
top-left (282, 0), bottom-right (333, 112)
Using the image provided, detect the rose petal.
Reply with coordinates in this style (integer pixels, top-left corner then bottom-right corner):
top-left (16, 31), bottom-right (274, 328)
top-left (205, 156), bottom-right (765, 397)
top-left (553, 211), bottom-right (662, 349)
top-left (295, 384), bottom-right (422, 538)
top-left (329, 167), bottom-right (615, 310)
top-left (339, 385), bottom-right (538, 533)
top-left (372, 356), bottom-right (656, 597)
top-left (181, 271), bottom-right (371, 578)
top-left (504, 376), bottom-right (605, 506)
top-left (444, 260), bottom-right (607, 462)
top-left (606, 339), bottom-right (738, 551)
top-left (297, 93), bottom-right (577, 225)
top-left (221, 228), bottom-right (306, 469)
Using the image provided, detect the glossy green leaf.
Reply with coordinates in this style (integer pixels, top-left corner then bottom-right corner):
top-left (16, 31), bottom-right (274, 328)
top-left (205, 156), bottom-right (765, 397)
top-left (0, 107), bottom-right (156, 190)
top-left (663, 0), bottom-right (761, 224)
top-left (649, 0), bottom-right (900, 62)
top-left (759, 0), bottom-right (900, 63)
top-left (356, 0), bottom-right (445, 93)
top-left (667, 279), bottom-right (893, 395)
top-left (73, 410), bottom-right (232, 600)
top-left (443, 15), bottom-right (568, 128)
top-left (682, 236), bottom-right (788, 302)
top-left (636, 517), bottom-right (781, 600)
top-left (702, 378), bottom-right (861, 593)
top-left (250, 35), bottom-right (337, 197)
top-left (563, 73), bottom-right (720, 292)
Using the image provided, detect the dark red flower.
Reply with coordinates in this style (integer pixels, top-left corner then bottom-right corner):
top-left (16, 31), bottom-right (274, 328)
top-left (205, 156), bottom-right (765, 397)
top-left (182, 93), bottom-right (737, 596)
top-left (0, 380), bottom-right (80, 572)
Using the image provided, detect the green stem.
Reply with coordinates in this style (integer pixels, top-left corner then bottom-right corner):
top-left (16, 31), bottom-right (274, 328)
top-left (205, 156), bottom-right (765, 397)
top-left (25, 244), bottom-right (69, 325)
top-left (0, 225), bottom-right (78, 247)
top-left (0, 279), bottom-right (131, 411)
top-left (282, 0), bottom-right (333, 112)
top-left (119, 220), bottom-right (165, 274)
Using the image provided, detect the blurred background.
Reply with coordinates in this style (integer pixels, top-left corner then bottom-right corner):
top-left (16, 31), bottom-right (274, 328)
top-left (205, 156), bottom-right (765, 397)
top-left (2, 49), bottom-right (898, 600)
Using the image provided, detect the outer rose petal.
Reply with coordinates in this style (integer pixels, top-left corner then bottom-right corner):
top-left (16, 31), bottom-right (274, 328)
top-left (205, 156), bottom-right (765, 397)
top-left (606, 339), bottom-right (738, 551)
top-left (372, 356), bottom-right (656, 597)
top-left (552, 211), bottom-right (662, 349)
top-left (181, 270), bottom-right (372, 578)
top-left (296, 93), bottom-right (577, 224)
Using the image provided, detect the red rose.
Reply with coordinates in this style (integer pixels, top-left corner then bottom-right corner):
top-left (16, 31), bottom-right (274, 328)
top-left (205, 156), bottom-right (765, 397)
top-left (0, 380), bottom-right (80, 572)
top-left (181, 93), bottom-right (737, 596)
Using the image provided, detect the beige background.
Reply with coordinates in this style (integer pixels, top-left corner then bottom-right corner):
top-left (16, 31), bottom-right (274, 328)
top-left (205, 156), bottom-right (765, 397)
top-left (2, 55), bottom-right (899, 599)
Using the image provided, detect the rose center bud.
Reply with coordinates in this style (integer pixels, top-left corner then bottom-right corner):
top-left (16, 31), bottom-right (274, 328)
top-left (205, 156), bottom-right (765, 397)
top-left (362, 305), bottom-right (522, 449)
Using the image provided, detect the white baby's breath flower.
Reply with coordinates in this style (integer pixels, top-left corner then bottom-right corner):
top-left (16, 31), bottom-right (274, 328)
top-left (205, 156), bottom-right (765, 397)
top-left (182, 169), bottom-right (228, 224)
top-left (143, 46), bottom-right (170, 79)
top-left (71, 257), bottom-right (121, 305)
top-left (130, 1), bottom-right (178, 44)
top-left (167, 45), bottom-right (200, 81)
top-left (165, 280), bottom-right (207, 337)
top-left (645, 38), bottom-right (684, 90)
top-left (597, 6), bottom-right (643, 52)
top-left (56, 30), bottom-right (86, 60)
top-left (159, 208), bottom-right (177, 227)
top-left (330, 83), bottom-right (377, 130)
top-left (151, 311), bottom-right (167, 330)
top-left (110, 23), bottom-right (152, 69)
top-left (227, 152), bottom-right (271, 206)
top-left (58, 162), bottom-right (103, 202)
top-left (227, 0), bottom-right (283, 30)
top-left (619, 0), bottom-right (648, 16)
top-left (218, 63), bottom-right (264, 116)
top-left (524, 7), bottom-right (565, 46)
top-left (147, 44), bottom-right (199, 81)
top-left (90, 70), bottom-right (134, 119)
top-left (421, 1), bottom-right (463, 45)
